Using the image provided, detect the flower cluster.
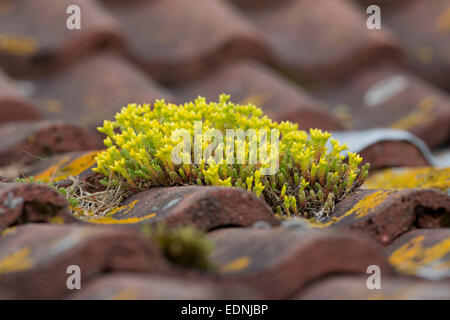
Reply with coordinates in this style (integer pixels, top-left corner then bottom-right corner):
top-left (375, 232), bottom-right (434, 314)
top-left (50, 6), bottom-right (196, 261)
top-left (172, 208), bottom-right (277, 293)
top-left (94, 94), bottom-right (369, 218)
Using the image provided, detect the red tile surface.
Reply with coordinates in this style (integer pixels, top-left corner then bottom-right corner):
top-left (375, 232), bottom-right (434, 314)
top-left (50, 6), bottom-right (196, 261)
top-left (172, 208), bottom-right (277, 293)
top-left (173, 61), bottom-right (341, 131)
top-left (244, 0), bottom-right (401, 85)
top-left (104, 0), bottom-right (269, 84)
top-left (67, 273), bottom-right (262, 300)
top-left (0, 68), bottom-right (41, 124)
top-left (0, 0), bottom-right (124, 76)
top-left (30, 53), bottom-right (175, 130)
top-left (0, 120), bottom-right (102, 166)
top-left (0, 182), bottom-right (73, 231)
top-left (309, 188), bottom-right (450, 246)
top-left (296, 275), bottom-right (450, 300)
top-left (316, 62), bottom-right (450, 148)
top-left (207, 227), bottom-right (392, 299)
top-left (0, 223), bottom-right (170, 299)
top-left (84, 186), bottom-right (279, 230)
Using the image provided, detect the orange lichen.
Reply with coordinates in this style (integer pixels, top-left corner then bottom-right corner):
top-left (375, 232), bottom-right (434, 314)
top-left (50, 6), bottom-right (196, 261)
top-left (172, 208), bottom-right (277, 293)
top-left (436, 6), bottom-right (450, 33)
top-left (219, 256), bottom-right (251, 273)
top-left (107, 288), bottom-right (138, 300)
top-left (0, 34), bottom-right (37, 56)
top-left (308, 190), bottom-right (392, 228)
top-left (1, 227), bottom-right (16, 237)
top-left (363, 167), bottom-right (450, 192)
top-left (86, 212), bottom-right (156, 225)
top-left (0, 247), bottom-right (34, 274)
top-left (35, 151), bottom-right (100, 182)
top-left (389, 235), bottom-right (450, 277)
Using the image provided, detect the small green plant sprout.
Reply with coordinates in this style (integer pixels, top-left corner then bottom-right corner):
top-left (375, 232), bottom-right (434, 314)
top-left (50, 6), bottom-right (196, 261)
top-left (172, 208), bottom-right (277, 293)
top-left (94, 94), bottom-right (369, 219)
top-left (15, 176), bottom-right (75, 206)
top-left (141, 224), bottom-right (214, 271)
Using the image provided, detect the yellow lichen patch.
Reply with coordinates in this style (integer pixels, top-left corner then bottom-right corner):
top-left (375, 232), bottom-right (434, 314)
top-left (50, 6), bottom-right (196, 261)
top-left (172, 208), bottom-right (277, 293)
top-left (49, 216), bottom-right (65, 225)
top-left (0, 34), bottom-right (37, 56)
top-left (308, 190), bottom-right (392, 228)
top-left (107, 288), bottom-right (137, 300)
top-left (389, 236), bottom-right (450, 277)
top-left (43, 99), bottom-right (63, 115)
top-left (107, 200), bottom-right (139, 216)
top-left (390, 96), bottom-right (435, 130)
top-left (0, 247), bottom-right (34, 274)
top-left (363, 167), bottom-right (450, 192)
top-left (415, 46), bottom-right (434, 64)
top-left (218, 256), bottom-right (251, 274)
top-left (1, 226), bottom-right (16, 237)
top-left (86, 212), bottom-right (156, 225)
top-left (35, 151), bottom-right (100, 182)
top-left (436, 6), bottom-right (450, 33)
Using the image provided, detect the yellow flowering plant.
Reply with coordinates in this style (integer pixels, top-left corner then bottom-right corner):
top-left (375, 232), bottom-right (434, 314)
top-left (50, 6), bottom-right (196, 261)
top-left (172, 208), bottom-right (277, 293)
top-left (94, 94), bottom-right (369, 219)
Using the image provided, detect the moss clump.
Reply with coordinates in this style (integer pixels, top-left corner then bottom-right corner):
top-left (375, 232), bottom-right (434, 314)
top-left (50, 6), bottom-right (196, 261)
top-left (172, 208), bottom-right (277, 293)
top-left (94, 94), bottom-right (369, 218)
top-left (141, 224), bottom-right (214, 271)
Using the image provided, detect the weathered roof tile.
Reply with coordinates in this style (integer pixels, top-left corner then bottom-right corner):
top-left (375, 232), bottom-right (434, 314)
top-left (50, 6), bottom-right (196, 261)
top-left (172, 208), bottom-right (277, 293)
top-left (104, 0), bottom-right (269, 84)
top-left (83, 186), bottom-right (279, 230)
top-left (207, 227), bottom-right (391, 299)
top-left (0, 182), bottom-right (74, 231)
top-left (0, 120), bottom-right (102, 167)
top-left (0, 0), bottom-right (124, 76)
top-left (0, 223), bottom-right (170, 299)
top-left (29, 53), bottom-right (175, 129)
top-left (67, 273), bottom-right (262, 300)
top-left (173, 61), bottom-right (341, 131)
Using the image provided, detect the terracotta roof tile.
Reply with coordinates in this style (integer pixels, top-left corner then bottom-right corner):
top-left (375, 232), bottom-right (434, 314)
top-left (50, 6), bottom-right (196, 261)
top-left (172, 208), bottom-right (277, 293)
top-left (173, 61), bottom-right (341, 131)
top-left (0, 0), bottom-right (124, 76)
top-left (0, 182), bottom-right (74, 231)
top-left (382, 0), bottom-right (450, 91)
top-left (0, 223), bottom-right (169, 299)
top-left (243, 0), bottom-right (401, 85)
top-left (29, 53), bottom-right (175, 129)
top-left (207, 227), bottom-right (392, 299)
top-left (67, 273), bottom-right (262, 300)
top-left (83, 186), bottom-right (279, 230)
top-left (104, 0), bottom-right (269, 84)
top-left (0, 120), bottom-right (102, 167)
top-left (315, 62), bottom-right (450, 149)
top-left (0, 68), bottom-right (41, 124)
top-left (295, 274), bottom-right (450, 299)
top-left (386, 228), bottom-right (450, 280)
top-left (307, 188), bottom-right (449, 245)
top-left (332, 129), bottom-right (434, 169)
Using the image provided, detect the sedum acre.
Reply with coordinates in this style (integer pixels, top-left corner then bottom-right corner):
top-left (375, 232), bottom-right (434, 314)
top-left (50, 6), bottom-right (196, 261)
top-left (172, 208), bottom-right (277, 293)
top-left (94, 94), bottom-right (369, 219)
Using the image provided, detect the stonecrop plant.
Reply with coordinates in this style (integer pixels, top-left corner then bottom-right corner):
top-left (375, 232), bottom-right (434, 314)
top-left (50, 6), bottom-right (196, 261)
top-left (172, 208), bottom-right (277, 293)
top-left (94, 94), bottom-right (369, 219)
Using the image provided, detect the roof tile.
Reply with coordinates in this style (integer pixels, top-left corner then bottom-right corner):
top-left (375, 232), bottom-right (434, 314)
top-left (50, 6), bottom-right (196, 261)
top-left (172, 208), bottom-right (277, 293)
top-left (244, 0), bottom-right (401, 84)
top-left (173, 61), bottom-right (341, 131)
top-left (104, 0), bottom-right (269, 84)
top-left (207, 227), bottom-right (392, 299)
top-left (67, 273), bottom-right (262, 300)
top-left (0, 0), bottom-right (124, 76)
top-left (0, 223), bottom-right (170, 299)
top-left (0, 182), bottom-right (74, 231)
top-left (315, 62), bottom-right (450, 149)
top-left (0, 120), bottom-right (102, 167)
top-left (83, 186), bottom-right (279, 230)
top-left (295, 274), bottom-right (450, 299)
top-left (308, 188), bottom-right (450, 245)
top-left (29, 53), bottom-right (175, 129)
top-left (0, 68), bottom-right (41, 124)
top-left (382, 0), bottom-right (450, 91)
